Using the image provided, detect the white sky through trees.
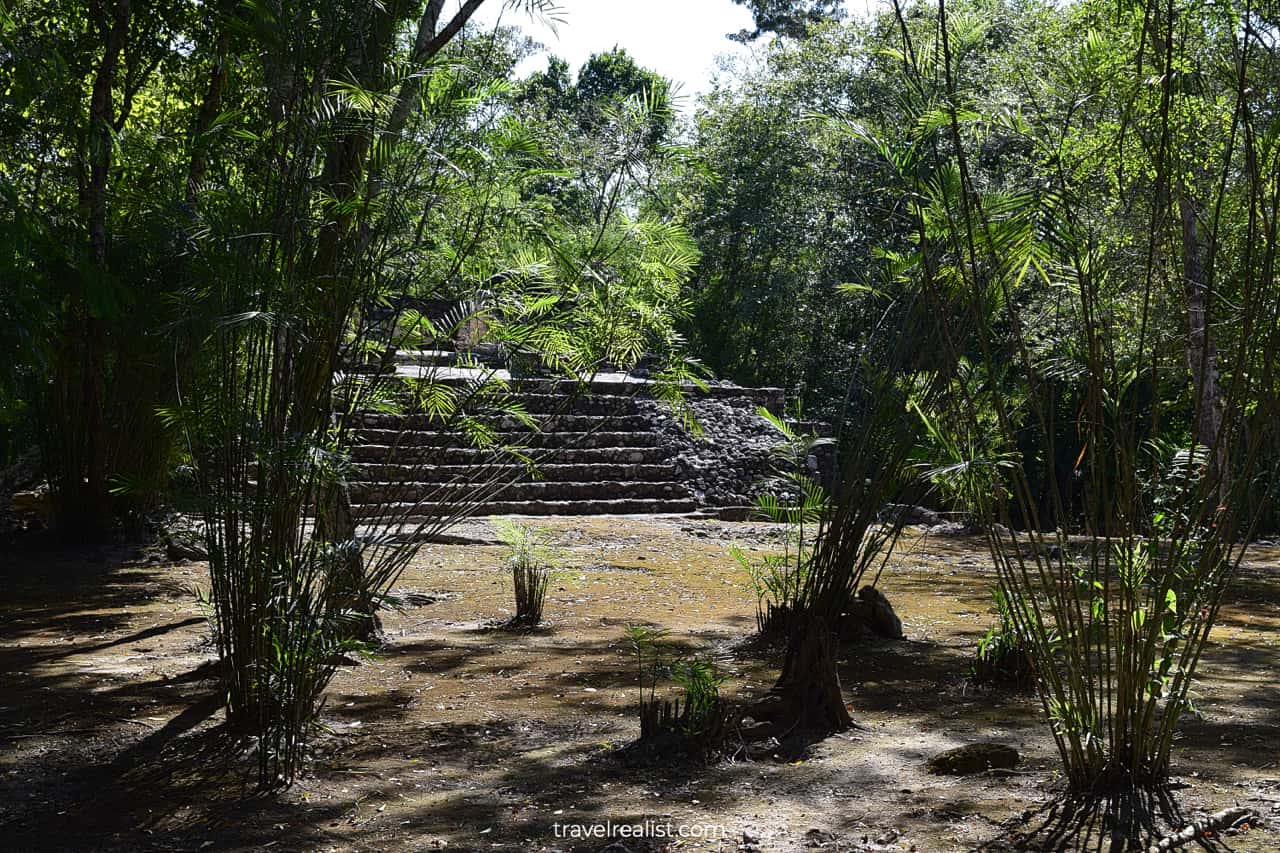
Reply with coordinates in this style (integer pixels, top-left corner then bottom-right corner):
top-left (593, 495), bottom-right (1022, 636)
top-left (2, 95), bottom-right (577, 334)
top-left (474, 0), bottom-right (758, 102)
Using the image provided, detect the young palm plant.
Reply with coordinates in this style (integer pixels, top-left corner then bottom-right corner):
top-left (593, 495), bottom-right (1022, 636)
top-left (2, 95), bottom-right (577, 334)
top-left (732, 407), bottom-right (830, 635)
top-left (624, 624), bottom-right (728, 752)
top-left (494, 521), bottom-right (556, 627)
top-left (864, 0), bottom-right (1280, 840)
top-left (743, 283), bottom-right (943, 747)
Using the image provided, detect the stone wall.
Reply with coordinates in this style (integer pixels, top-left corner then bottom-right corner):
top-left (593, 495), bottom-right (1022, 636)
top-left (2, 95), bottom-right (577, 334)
top-left (637, 387), bottom-right (829, 509)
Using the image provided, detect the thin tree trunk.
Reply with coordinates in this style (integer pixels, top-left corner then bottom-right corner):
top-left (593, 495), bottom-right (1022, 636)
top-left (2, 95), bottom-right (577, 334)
top-left (293, 6), bottom-right (399, 612)
top-left (1178, 196), bottom-right (1229, 501)
top-left (317, 477), bottom-right (381, 642)
top-left (55, 0), bottom-right (132, 538)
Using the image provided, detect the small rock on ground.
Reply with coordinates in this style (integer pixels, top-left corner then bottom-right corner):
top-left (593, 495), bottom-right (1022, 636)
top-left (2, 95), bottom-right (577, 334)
top-left (927, 742), bottom-right (1020, 775)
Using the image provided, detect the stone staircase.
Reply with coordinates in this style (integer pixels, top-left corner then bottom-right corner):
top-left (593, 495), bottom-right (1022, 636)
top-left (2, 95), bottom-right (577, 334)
top-left (344, 320), bottom-right (797, 517)
top-left (349, 374), bottom-right (705, 519)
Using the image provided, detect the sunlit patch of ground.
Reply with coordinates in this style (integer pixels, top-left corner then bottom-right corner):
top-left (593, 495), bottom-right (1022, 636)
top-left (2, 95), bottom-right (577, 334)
top-left (2, 520), bottom-right (1278, 851)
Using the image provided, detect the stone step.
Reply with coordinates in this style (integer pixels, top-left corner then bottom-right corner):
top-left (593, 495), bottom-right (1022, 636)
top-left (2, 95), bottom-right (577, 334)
top-left (389, 370), bottom-right (785, 408)
top-left (395, 349), bottom-right (463, 366)
top-left (353, 412), bottom-right (654, 433)
top-left (485, 393), bottom-right (646, 416)
top-left (394, 343), bottom-right (508, 366)
top-left (350, 479), bottom-right (690, 504)
top-left (351, 444), bottom-right (670, 465)
top-left (353, 462), bottom-right (678, 482)
top-left (355, 429), bottom-right (662, 449)
top-left (354, 497), bottom-right (698, 519)
top-left (351, 393), bottom-right (647, 419)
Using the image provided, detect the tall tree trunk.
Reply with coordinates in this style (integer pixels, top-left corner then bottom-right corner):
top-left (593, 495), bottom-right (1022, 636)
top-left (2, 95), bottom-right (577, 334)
top-left (303, 0), bottom-right (492, 632)
top-left (186, 27), bottom-right (230, 209)
top-left (1178, 195), bottom-right (1229, 501)
top-left (54, 0), bottom-right (132, 538)
top-left (1145, 5), bottom-right (1229, 503)
top-left (87, 0), bottom-right (131, 268)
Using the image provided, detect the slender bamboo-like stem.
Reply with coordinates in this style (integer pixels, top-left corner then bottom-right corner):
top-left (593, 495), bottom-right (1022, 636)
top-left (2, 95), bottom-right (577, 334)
top-left (871, 0), bottom-right (1280, 834)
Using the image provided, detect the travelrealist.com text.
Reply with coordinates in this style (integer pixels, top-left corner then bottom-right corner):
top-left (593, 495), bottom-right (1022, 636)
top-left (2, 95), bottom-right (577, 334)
top-left (551, 820), bottom-right (729, 840)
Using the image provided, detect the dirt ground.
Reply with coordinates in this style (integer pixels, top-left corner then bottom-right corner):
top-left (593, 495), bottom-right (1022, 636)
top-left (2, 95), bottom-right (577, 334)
top-left (2, 516), bottom-right (1279, 852)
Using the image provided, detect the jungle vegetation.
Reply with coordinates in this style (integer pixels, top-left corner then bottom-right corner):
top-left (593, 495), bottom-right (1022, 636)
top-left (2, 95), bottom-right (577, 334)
top-left (2, 0), bottom-right (1278, 842)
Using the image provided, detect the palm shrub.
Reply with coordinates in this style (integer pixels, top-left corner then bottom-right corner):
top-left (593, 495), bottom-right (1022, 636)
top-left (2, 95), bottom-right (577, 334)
top-left (743, 283), bottom-right (943, 746)
top-left (864, 0), bottom-right (1280, 836)
top-left (176, 304), bottom-right (373, 787)
top-left (494, 521), bottom-right (556, 626)
top-left (624, 624), bottom-right (728, 750)
top-left (167, 2), bottom-right (506, 787)
top-left (731, 407), bottom-right (829, 635)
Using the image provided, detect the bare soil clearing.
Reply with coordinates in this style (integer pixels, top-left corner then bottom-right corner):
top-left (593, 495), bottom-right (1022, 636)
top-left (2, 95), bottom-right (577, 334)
top-left (3, 517), bottom-right (1279, 852)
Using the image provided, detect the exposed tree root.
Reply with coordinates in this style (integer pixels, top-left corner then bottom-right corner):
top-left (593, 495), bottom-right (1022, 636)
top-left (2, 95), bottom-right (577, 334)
top-left (1147, 806), bottom-right (1254, 852)
top-left (985, 785), bottom-right (1247, 852)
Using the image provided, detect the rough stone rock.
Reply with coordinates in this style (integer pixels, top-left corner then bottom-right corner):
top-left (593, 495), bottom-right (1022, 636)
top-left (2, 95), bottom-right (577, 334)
top-left (639, 395), bottom-right (804, 508)
top-left (927, 521), bottom-right (972, 536)
top-left (2, 461), bottom-right (49, 539)
top-left (0, 451), bottom-right (43, 496)
top-left (9, 487), bottom-right (51, 518)
top-left (926, 742), bottom-right (1020, 775)
top-left (881, 503), bottom-right (942, 526)
top-left (854, 585), bottom-right (904, 639)
top-left (163, 517), bottom-right (209, 561)
top-left (166, 538), bottom-right (208, 562)
top-left (804, 828), bottom-right (837, 847)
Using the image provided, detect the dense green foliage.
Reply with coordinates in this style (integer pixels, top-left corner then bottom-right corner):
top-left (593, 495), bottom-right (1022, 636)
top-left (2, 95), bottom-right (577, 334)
top-left (682, 23), bottom-right (907, 412)
top-left (10, 0), bottom-right (1271, 532)
top-left (681, 0), bottom-right (1280, 529)
top-left (854, 0), bottom-right (1280, 819)
top-left (3, 0), bottom-right (1278, 823)
top-left (0, 0), bottom-right (699, 784)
